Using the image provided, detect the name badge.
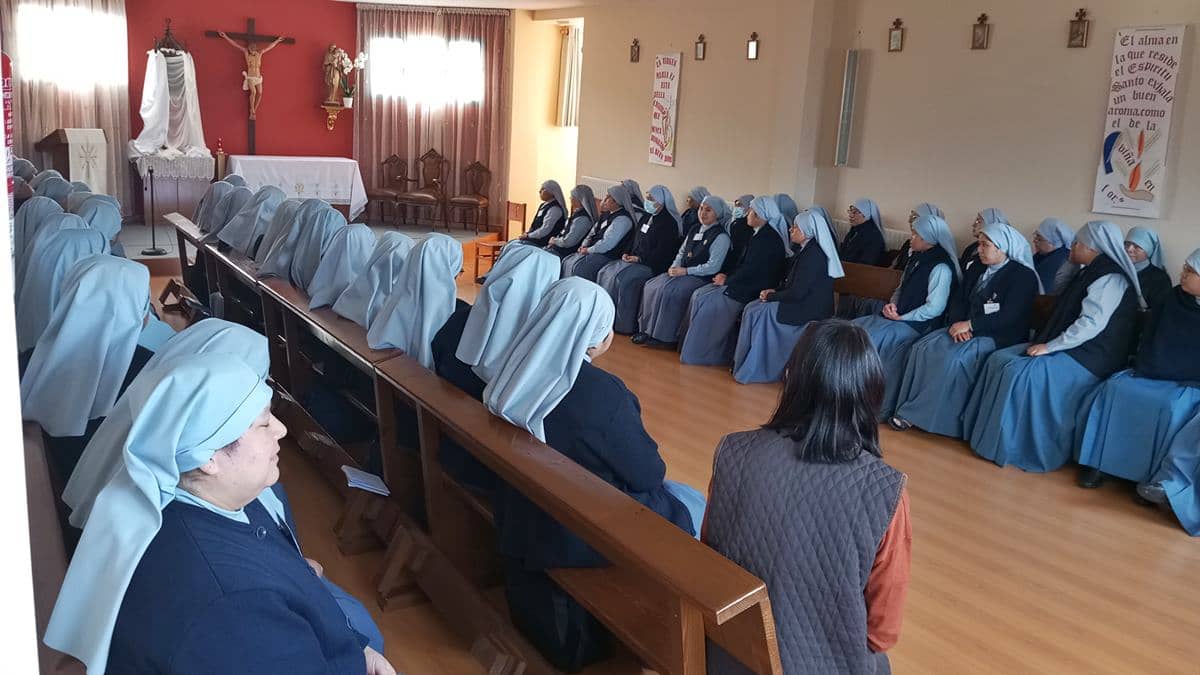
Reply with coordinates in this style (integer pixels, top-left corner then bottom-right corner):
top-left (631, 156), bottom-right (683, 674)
top-left (983, 302), bottom-right (1000, 315)
top-left (640, 223), bottom-right (650, 233)
top-left (693, 233), bottom-right (703, 241)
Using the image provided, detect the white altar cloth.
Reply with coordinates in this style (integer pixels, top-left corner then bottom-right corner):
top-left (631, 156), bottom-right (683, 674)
top-left (226, 155), bottom-right (368, 220)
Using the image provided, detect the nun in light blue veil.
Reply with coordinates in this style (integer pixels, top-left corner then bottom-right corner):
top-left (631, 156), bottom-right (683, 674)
top-left (307, 223), bottom-right (376, 309)
top-left (257, 199), bottom-right (325, 279)
top-left (254, 198), bottom-right (303, 266)
top-left (289, 205), bottom-right (348, 292)
top-left (193, 180), bottom-right (234, 229)
top-left (35, 175), bottom-right (74, 208)
top-left (217, 185), bottom-right (286, 257)
top-left (560, 183), bottom-right (638, 281)
top-left (892, 223), bottom-right (1041, 437)
top-left (16, 230), bottom-right (109, 354)
top-left (29, 169), bottom-right (62, 189)
top-left (1032, 217), bottom-right (1075, 293)
top-left (13, 157), bottom-right (36, 181)
top-left (596, 184), bottom-right (684, 333)
top-left (774, 194), bottom-right (800, 227)
top-left (13, 195), bottom-right (64, 262)
top-left (332, 231), bottom-right (416, 329)
top-left (1125, 225), bottom-right (1172, 308)
top-left (202, 185), bottom-right (254, 238)
top-left (680, 186), bottom-right (711, 233)
top-left (76, 198), bottom-right (125, 257)
top-left (16, 212), bottom-right (89, 300)
top-left (224, 173), bottom-right (249, 187)
top-left (367, 233), bottom-right (463, 368)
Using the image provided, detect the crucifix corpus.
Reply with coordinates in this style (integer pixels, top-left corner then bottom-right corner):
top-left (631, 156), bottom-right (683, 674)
top-left (205, 18), bottom-right (295, 154)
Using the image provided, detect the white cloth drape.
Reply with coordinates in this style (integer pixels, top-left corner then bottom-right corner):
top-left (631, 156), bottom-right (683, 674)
top-left (132, 50), bottom-right (208, 156)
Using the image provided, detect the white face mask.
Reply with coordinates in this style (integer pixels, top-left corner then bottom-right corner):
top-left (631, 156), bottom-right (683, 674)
top-left (643, 197), bottom-right (660, 214)
top-left (732, 206), bottom-right (747, 219)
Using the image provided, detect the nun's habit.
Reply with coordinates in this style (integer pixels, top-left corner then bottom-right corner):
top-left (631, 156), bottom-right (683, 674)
top-left (13, 176), bottom-right (33, 211)
top-left (1145, 411), bottom-right (1200, 536)
top-left (367, 233), bottom-right (463, 369)
top-left (45, 357), bottom-right (377, 673)
top-left (679, 186), bottom-right (711, 235)
top-left (961, 208), bottom-right (1009, 272)
top-left (16, 228), bottom-right (109, 354)
top-left (521, 180), bottom-right (569, 248)
top-left (16, 212), bottom-right (89, 301)
top-left (13, 196), bottom-right (65, 275)
top-left (679, 196), bottom-right (788, 366)
top-left (203, 185), bottom-right (254, 238)
top-left (774, 194), bottom-right (800, 226)
top-left (1033, 218), bottom-right (1075, 294)
top-left (289, 205), bottom-right (348, 292)
top-left (332, 232), bottom-right (415, 329)
top-left (35, 175), bottom-right (74, 208)
top-left (560, 184), bottom-right (637, 281)
top-left (75, 199), bottom-right (124, 257)
top-left (217, 185), bottom-right (286, 257)
top-left (732, 209), bottom-right (842, 384)
top-left (722, 193), bottom-right (755, 275)
top-left (595, 184), bottom-right (684, 334)
top-left (891, 223), bottom-right (1040, 437)
top-left (29, 168), bottom-right (62, 189)
top-left (1126, 225), bottom-right (1172, 310)
top-left (224, 172), bottom-right (249, 187)
top-left (13, 157), bottom-right (37, 181)
top-left (852, 214), bottom-right (959, 419)
top-left (307, 224), bottom-right (375, 309)
top-left (546, 184), bottom-right (598, 256)
top-left (962, 221), bottom-right (1142, 472)
top-left (193, 180), bottom-right (234, 230)
top-left (253, 199), bottom-right (303, 266)
top-left (484, 277), bottom-right (701, 668)
top-left (635, 195), bottom-right (733, 344)
top-left (839, 197), bottom-right (887, 266)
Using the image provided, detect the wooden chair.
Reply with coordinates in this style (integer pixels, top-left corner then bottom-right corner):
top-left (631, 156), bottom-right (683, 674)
top-left (396, 149), bottom-right (449, 230)
top-left (447, 161), bottom-right (491, 235)
top-left (473, 201), bottom-right (526, 283)
top-left (365, 155), bottom-right (408, 225)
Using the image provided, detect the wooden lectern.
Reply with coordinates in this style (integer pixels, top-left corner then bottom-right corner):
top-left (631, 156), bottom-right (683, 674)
top-left (34, 128), bottom-right (109, 193)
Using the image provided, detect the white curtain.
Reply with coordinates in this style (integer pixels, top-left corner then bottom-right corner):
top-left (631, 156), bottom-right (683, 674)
top-left (556, 23), bottom-right (583, 128)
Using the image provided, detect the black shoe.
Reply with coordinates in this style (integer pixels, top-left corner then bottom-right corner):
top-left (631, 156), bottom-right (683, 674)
top-left (631, 333), bottom-right (649, 345)
top-left (888, 416), bottom-right (913, 431)
top-left (1136, 482), bottom-right (1168, 505)
top-left (645, 339), bottom-right (677, 350)
top-left (474, 275), bottom-right (488, 285)
top-left (1077, 467), bottom-right (1105, 489)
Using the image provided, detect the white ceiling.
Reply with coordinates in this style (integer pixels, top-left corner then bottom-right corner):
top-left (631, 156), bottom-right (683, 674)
top-left (335, 0), bottom-right (601, 9)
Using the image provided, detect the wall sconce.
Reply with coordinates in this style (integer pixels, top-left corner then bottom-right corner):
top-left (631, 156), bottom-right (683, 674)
top-left (630, 38), bottom-right (640, 63)
top-left (746, 32), bottom-right (760, 60)
top-left (694, 34), bottom-right (707, 61)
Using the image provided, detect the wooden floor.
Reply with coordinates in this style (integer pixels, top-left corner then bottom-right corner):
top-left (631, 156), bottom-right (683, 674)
top-left (151, 275), bottom-right (1200, 674)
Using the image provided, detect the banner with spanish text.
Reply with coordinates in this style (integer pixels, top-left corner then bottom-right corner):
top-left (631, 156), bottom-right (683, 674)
top-left (648, 53), bottom-right (680, 167)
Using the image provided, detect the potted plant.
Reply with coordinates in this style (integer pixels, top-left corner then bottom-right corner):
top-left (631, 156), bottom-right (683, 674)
top-left (341, 49), bottom-right (368, 109)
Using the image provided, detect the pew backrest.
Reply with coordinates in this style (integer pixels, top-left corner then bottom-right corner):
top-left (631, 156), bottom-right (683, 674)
top-left (835, 262), bottom-right (903, 301)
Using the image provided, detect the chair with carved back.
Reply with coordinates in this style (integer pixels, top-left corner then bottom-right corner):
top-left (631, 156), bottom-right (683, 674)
top-left (447, 161), bottom-right (492, 235)
top-left (396, 148), bottom-right (449, 230)
top-left (365, 155), bottom-right (407, 225)
top-left (473, 201), bottom-right (526, 283)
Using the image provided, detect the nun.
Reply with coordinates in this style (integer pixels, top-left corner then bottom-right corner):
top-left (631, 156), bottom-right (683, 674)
top-left (545, 184), bottom-right (598, 257)
top-left (595, 184), bottom-right (684, 334)
top-left (13, 196), bottom-right (64, 272)
top-left (16, 228), bottom-right (109, 354)
top-left (224, 172), bottom-right (249, 187)
top-left (75, 198), bottom-right (124, 257)
top-left (721, 193), bottom-right (755, 275)
top-left (70, 180), bottom-right (90, 192)
top-left (35, 175), bottom-right (74, 208)
top-left (29, 168), bottom-right (62, 189)
top-left (367, 233), bottom-right (464, 369)
top-left (774, 193), bottom-right (800, 225)
top-left (16, 212), bottom-right (89, 301)
top-left (308, 223), bottom-right (376, 309)
top-left (1138, 408), bottom-right (1200, 536)
top-left (731, 208), bottom-right (842, 384)
top-left (289, 204), bottom-right (348, 292)
top-left (1125, 225), bottom-right (1172, 310)
top-left (253, 199), bottom-right (303, 265)
top-left (962, 220), bottom-right (1142, 472)
top-left (44, 357), bottom-right (396, 675)
top-left (13, 157), bottom-right (37, 181)
top-left (845, 202), bottom-right (945, 319)
top-left (517, 180), bottom-right (568, 248)
top-left (679, 196), bottom-right (788, 366)
top-left (852, 214), bottom-right (960, 419)
top-left (13, 176), bottom-right (33, 211)
top-left (202, 185), bottom-right (254, 238)
top-left (890, 223), bottom-right (1040, 437)
top-left (484, 278), bottom-right (704, 670)
top-left (217, 185), bottom-right (286, 257)
top-left (1032, 218), bottom-right (1076, 294)
top-left (193, 180), bottom-right (234, 230)
top-left (332, 232), bottom-right (416, 329)
top-left (1076, 249), bottom-right (1200, 489)
top-left (633, 195), bottom-right (732, 347)
top-left (257, 199), bottom-right (323, 279)
top-left (680, 186), bottom-right (711, 233)
top-left (560, 184), bottom-right (637, 282)
top-left (961, 208), bottom-right (1009, 273)
top-left (839, 198), bottom-right (887, 266)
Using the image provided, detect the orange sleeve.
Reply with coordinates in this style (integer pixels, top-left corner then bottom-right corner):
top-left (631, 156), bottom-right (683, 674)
top-left (865, 485), bottom-right (911, 653)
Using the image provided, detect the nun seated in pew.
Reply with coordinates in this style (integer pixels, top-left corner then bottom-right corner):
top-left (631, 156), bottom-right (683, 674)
top-left (732, 208), bottom-right (842, 384)
top-left (13, 156), bottom-right (37, 181)
top-left (44, 356), bottom-right (397, 675)
top-left (632, 195), bottom-right (732, 347)
top-left (74, 197), bottom-right (125, 257)
top-left (1032, 217), bottom-right (1076, 294)
top-left (680, 186), bottom-right (710, 234)
top-left (332, 232), bottom-right (416, 329)
top-left (256, 198), bottom-right (330, 282)
top-left (851, 214), bottom-right (960, 420)
top-left (962, 220), bottom-right (1143, 473)
top-left (16, 227), bottom-right (109, 356)
top-left (515, 180), bottom-right (568, 248)
top-left (202, 185), bottom-right (254, 241)
top-left (1137, 402), bottom-right (1200, 536)
top-left (544, 184), bottom-right (599, 258)
top-left (889, 223), bottom-right (1040, 437)
top-left (307, 223), bottom-right (376, 309)
top-left (1075, 248), bottom-right (1200, 491)
top-left (722, 193), bottom-right (755, 274)
top-left (596, 184), bottom-right (684, 335)
top-left (484, 278), bottom-right (704, 670)
top-left (216, 185), bottom-right (286, 258)
top-left (560, 184), bottom-right (637, 282)
top-left (678, 195), bottom-right (788, 366)
top-left (432, 245), bottom-right (560, 492)
top-left (960, 208), bottom-right (1009, 274)
top-left (1125, 225), bottom-right (1173, 311)
top-left (774, 193), bottom-right (800, 225)
top-left (12, 176), bottom-right (33, 211)
top-left (839, 198), bottom-right (887, 267)
top-left (35, 175), bottom-right (75, 209)
top-left (846, 202), bottom-right (944, 319)
top-left (15, 208), bottom-right (77, 299)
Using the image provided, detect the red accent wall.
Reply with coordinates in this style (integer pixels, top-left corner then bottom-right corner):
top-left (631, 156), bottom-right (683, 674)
top-left (125, 0), bottom-right (356, 158)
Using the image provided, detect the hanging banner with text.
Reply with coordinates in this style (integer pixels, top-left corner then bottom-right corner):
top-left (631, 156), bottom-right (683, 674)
top-left (648, 53), bottom-right (680, 166)
top-left (1093, 25), bottom-right (1185, 219)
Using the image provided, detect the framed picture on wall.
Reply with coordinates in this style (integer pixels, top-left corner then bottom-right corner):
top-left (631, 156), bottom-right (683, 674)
top-left (1068, 9), bottom-right (1090, 48)
top-left (971, 14), bottom-right (991, 50)
top-left (889, 19), bottom-right (904, 52)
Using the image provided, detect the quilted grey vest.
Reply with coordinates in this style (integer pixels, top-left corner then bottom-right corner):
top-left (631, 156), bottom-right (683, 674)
top-left (705, 428), bottom-right (904, 675)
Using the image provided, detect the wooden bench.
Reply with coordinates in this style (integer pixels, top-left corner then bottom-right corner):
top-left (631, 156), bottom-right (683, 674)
top-left (160, 212), bottom-right (213, 320)
top-left (834, 261), bottom-right (903, 302)
top-left (204, 241), bottom-right (264, 329)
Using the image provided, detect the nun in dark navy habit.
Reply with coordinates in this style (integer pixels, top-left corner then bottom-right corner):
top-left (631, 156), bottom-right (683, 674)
top-left (596, 184), bottom-right (683, 334)
top-left (560, 184), bottom-right (637, 281)
top-left (1032, 217), bottom-right (1076, 294)
top-left (890, 223), bottom-right (1040, 437)
top-left (545, 184), bottom-right (598, 257)
top-left (679, 186), bottom-right (711, 234)
top-left (679, 196), bottom-right (788, 366)
top-left (1076, 248), bottom-right (1200, 490)
top-left (732, 208), bottom-right (842, 384)
top-left (960, 208), bottom-right (1009, 273)
top-left (839, 198), bottom-right (887, 266)
top-left (722, 193), bottom-right (755, 275)
top-left (962, 220), bottom-right (1142, 472)
top-left (774, 193), bottom-right (800, 225)
top-left (852, 214), bottom-right (960, 419)
top-left (516, 180), bottom-right (569, 248)
top-left (484, 278), bottom-right (703, 670)
top-left (633, 195), bottom-right (732, 347)
top-left (1125, 225), bottom-right (1173, 310)
top-left (849, 202), bottom-right (944, 319)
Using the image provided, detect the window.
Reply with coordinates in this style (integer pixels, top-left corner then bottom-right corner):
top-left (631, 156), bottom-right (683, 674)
top-left (368, 36), bottom-right (484, 106)
top-left (16, 4), bottom-right (127, 92)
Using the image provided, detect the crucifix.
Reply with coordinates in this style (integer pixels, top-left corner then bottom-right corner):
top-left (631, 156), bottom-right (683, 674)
top-left (205, 18), bottom-right (295, 154)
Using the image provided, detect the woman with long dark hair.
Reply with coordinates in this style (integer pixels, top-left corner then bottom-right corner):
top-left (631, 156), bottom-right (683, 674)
top-left (703, 319), bottom-right (910, 674)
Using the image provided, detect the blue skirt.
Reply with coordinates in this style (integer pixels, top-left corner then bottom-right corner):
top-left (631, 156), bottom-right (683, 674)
top-left (596, 260), bottom-right (653, 335)
top-left (732, 301), bottom-right (809, 384)
top-left (852, 315), bottom-right (921, 419)
top-left (638, 273), bottom-right (709, 342)
top-left (663, 479), bottom-right (706, 539)
top-left (1151, 415), bottom-right (1200, 536)
top-left (1076, 371), bottom-right (1200, 482)
top-left (962, 346), bottom-right (1099, 472)
top-left (561, 252), bottom-right (611, 282)
top-left (679, 284), bottom-right (745, 366)
top-left (894, 331), bottom-right (998, 438)
top-left (321, 577), bottom-right (384, 652)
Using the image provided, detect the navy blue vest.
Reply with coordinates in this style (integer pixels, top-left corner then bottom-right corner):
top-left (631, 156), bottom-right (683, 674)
top-left (896, 246), bottom-right (956, 333)
top-left (680, 223), bottom-right (726, 280)
top-left (1034, 254), bottom-right (1139, 378)
top-left (525, 201), bottom-right (566, 247)
top-left (1033, 247), bottom-right (1070, 292)
top-left (583, 208), bottom-right (635, 258)
top-left (1136, 286), bottom-right (1200, 382)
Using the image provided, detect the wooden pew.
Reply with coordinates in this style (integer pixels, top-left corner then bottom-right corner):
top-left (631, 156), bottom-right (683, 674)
top-left (835, 261), bottom-right (903, 301)
top-left (204, 241), bottom-right (264, 329)
top-left (160, 212), bottom-right (212, 320)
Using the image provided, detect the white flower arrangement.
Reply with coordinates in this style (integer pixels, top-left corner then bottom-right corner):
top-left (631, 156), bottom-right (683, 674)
top-left (338, 50), bottom-right (368, 97)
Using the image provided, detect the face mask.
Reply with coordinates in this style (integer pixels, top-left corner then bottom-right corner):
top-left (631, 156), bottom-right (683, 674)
top-left (732, 206), bottom-right (747, 219)
top-left (643, 198), bottom-right (659, 214)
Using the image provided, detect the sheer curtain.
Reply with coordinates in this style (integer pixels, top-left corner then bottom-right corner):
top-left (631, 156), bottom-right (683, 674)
top-left (1, 0), bottom-right (131, 210)
top-left (355, 4), bottom-right (510, 227)
top-left (556, 23), bottom-right (583, 128)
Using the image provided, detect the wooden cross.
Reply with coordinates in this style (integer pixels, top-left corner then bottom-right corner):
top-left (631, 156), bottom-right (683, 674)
top-left (205, 18), bottom-right (295, 155)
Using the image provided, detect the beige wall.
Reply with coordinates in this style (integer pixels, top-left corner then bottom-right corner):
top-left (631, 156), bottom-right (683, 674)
top-left (541, 0), bottom-right (1199, 275)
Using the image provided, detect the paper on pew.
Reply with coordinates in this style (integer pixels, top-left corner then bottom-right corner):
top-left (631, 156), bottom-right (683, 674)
top-left (342, 466), bottom-right (390, 496)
